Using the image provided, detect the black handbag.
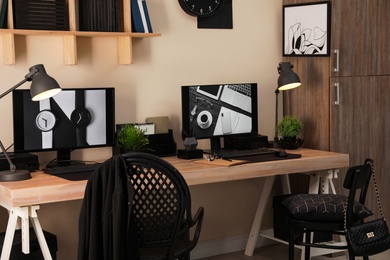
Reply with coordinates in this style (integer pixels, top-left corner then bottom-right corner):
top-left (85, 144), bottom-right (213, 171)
top-left (345, 161), bottom-right (390, 256)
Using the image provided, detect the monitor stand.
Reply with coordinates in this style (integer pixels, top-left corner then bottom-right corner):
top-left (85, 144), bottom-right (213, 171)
top-left (45, 149), bottom-right (84, 168)
top-left (203, 137), bottom-right (224, 154)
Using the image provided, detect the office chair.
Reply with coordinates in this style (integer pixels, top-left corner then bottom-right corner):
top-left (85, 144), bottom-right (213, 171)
top-left (282, 159), bottom-right (374, 260)
top-left (123, 152), bottom-right (204, 260)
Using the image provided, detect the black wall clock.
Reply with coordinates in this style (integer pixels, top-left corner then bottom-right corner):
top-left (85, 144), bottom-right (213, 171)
top-left (178, 0), bottom-right (225, 18)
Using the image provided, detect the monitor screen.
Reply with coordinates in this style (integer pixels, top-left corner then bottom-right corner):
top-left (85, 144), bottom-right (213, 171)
top-left (13, 88), bottom-right (115, 165)
top-left (181, 83), bottom-right (258, 150)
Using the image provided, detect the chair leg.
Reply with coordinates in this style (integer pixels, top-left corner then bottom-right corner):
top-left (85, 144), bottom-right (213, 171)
top-left (347, 249), bottom-right (356, 260)
top-left (289, 225), bottom-right (295, 260)
top-left (304, 231), bottom-right (311, 260)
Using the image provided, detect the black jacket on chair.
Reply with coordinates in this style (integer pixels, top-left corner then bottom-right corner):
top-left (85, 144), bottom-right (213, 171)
top-left (78, 155), bottom-right (139, 260)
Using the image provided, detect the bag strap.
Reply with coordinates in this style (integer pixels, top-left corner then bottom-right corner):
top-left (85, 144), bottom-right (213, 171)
top-left (344, 160), bottom-right (384, 231)
top-left (367, 160), bottom-right (385, 219)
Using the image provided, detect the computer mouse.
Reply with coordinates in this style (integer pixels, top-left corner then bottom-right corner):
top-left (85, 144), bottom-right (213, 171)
top-left (275, 150), bottom-right (288, 157)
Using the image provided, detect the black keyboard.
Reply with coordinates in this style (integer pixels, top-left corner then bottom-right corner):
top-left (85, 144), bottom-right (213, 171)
top-left (43, 163), bottom-right (101, 175)
top-left (213, 147), bottom-right (276, 159)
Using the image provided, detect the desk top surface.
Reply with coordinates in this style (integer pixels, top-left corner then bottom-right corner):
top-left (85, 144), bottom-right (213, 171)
top-left (0, 148), bottom-right (349, 208)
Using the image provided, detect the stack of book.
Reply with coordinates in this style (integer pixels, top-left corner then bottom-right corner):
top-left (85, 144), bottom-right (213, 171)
top-left (12, 0), bottom-right (69, 30)
top-left (79, 0), bottom-right (123, 32)
top-left (131, 0), bottom-right (153, 33)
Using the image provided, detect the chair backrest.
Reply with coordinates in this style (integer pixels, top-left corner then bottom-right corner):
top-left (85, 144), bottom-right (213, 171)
top-left (343, 158), bottom-right (373, 225)
top-left (123, 152), bottom-right (193, 255)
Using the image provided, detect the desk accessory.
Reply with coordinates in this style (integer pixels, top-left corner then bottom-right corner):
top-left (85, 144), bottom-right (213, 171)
top-left (178, 137), bottom-right (203, 159)
top-left (0, 64), bottom-right (61, 182)
top-left (274, 62), bottom-right (301, 146)
top-left (144, 130), bottom-right (177, 156)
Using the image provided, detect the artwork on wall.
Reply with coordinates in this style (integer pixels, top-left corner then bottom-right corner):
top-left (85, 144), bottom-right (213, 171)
top-left (283, 1), bottom-right (330, 56)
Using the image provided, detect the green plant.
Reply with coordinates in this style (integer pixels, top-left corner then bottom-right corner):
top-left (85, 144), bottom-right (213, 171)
top-left (277, 116), bottom-right (303, 138)
top-left (117, 124), bottom-right (149, 151)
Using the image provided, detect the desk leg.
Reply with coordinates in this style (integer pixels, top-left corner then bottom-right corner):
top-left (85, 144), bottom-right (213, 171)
top-left (1, 207), bottom-right (28, 260)
top-left (29, 206), bottom-right (53, 260)
top-left (244, 176), bottom-right (275, 256)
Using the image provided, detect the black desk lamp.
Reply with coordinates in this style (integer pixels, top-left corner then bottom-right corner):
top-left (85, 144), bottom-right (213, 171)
top-left (0, 64), bottom-right (62, 182)
top-left (274, 62), bottom-right (301, 142)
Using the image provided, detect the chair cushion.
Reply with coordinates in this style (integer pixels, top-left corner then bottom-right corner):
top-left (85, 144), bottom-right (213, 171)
top-left (282, 194), bottom-right (373, 222)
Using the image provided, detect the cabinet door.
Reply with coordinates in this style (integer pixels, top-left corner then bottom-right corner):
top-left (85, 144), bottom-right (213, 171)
top-left (331, 0), bottom-right (390, 76)
top-left (330, 76), bottom-right (390, 219)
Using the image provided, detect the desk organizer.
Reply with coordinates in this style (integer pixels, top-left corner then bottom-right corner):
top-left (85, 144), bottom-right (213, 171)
top-left (144, 129), bottom-right (177, 157)
top-left (0, 228), bottom-right (57, 259)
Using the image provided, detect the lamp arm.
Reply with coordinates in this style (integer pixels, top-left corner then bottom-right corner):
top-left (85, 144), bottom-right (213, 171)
top-left (274, 88), bottom-right (280, 141)
top-left (0, 140), bottom-right (16, 172)
top-left (0, 78), bottom-right (29, 100)
top-left (0, 66), bottom-right (38, 100)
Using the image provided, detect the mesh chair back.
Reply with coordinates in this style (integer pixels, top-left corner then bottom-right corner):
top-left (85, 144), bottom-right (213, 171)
top-left (123, 152), bottom-right (191, 252)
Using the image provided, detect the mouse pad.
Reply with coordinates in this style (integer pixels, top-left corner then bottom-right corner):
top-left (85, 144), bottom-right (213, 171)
top-left (238, 153), bottom-right (302, 163)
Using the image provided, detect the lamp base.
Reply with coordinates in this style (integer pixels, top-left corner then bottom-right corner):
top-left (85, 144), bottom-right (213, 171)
top-left (0, 169), bottom-right (31, 182)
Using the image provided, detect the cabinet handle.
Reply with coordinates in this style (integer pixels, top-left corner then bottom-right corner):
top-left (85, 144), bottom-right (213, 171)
top-left (333, 49), bottom-right (340, 72)
top-left (334, 83), bottom-right (340, 105)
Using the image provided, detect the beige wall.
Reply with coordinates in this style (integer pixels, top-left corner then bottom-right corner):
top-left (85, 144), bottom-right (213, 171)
top-left (0, 1), bottom-right (282, 259)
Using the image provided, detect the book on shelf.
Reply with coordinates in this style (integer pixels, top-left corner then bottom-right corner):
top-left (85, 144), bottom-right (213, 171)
top-left (131, 0), bottom-right (153, 33)
top-left (0, 0), bottom-right (7, 29)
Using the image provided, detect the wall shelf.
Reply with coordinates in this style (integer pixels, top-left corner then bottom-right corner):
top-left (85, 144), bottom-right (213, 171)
top-left (0, 0), bottom-right (160, 65)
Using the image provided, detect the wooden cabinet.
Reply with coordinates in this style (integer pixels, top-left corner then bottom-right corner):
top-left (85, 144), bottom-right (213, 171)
top-left (330, 76), bottom-right (390, 217)
top-left (283, 0), bottom-right (390, 219)
top-left (331, 0), bottom-right (390, 76)
top-left (0, 0), bottom-right (161, 65)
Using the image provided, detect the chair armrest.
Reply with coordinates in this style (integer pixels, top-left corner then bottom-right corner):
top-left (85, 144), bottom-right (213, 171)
top-left (179, 206), bottom-right (204, 243)
top-left (189, 207), bottom-right (204, 243)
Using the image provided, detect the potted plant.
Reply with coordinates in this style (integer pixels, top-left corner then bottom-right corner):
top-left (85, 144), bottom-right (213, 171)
top-left (277, 116), bottom-right (304, 149)
top-left (116, 124), bottom-right (150, 152)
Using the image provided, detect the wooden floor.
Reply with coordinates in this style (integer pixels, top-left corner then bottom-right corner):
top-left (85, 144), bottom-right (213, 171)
top-left (199, 244), bottom-right (390, 260)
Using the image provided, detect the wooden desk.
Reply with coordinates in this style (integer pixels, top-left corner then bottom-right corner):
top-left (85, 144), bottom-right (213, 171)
top-left (0, 148), bottom-right (349, 259)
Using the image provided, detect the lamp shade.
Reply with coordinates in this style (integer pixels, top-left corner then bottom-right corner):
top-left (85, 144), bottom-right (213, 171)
top-left (277, 62), bottom-right (301, 91)
top-left (29, 64), bottom-right (62, 101)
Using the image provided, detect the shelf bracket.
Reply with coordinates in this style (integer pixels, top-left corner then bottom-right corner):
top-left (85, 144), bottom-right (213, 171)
top-left (2, 33), bottom-right (15, 65)
top-left (63, 35), bottom-right (77, 65)
top-left (118, 36), bottom-right (133, 65)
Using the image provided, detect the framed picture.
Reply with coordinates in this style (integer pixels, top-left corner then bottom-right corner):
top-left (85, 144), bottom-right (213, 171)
top-left (283, 1), bottom-right (330, 56)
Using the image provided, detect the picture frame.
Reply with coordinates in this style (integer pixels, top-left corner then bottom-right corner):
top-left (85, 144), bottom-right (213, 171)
top-left (283, 1), bottom-right (330, 56)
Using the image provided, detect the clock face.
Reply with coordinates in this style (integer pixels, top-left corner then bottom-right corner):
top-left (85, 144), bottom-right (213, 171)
top-left (71, 108), bottom-right (92, 128)
top-left (178, 0), bottom-right (225, 17)
top-left (36, 110), bottom-right (56, 131)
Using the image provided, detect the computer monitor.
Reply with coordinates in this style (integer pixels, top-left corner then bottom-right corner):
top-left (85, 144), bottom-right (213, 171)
top-left (12, 87), bottom-right (115, 166)
top-left (181, 83), bottom-right (258, 151)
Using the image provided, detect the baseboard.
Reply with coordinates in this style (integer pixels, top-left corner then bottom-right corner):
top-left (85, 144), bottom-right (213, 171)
top-left (190, 234), bottom-right (276, 259)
